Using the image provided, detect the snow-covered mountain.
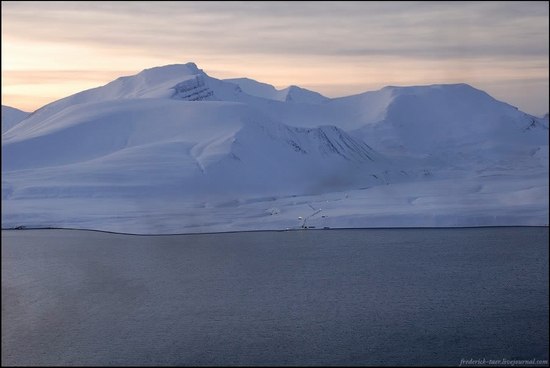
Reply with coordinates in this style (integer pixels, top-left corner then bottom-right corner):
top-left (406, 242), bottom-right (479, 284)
top-left (261, 83), bottom-right (548, 161)
top-left (4, 63), bottom-right (249, 137)
top-left (1, 105), bottom-right (30, 134)
top-left (2, 63), bottom-right (548, 233)
top-left (223, 77), bottom-right (329, 103)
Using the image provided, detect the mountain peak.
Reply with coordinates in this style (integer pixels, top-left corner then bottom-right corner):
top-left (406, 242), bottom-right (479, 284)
top-left (224, 78), bottom-right (328, 103)
top-left (132, 62), bottom-right (205, 83)
top-left (282, 85), bottom-right (328, 103)
top-left (382, 82), bottom-right (476, 93)
top-left (141, 62), bottom-right (202, 74)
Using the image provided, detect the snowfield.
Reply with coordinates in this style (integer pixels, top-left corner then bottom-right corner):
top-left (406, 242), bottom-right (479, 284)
top-left (2, 63), bottom-right (548, 234)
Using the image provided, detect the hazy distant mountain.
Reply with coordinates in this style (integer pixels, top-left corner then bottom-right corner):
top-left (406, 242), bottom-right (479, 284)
top-left (2, 63), bottom-right (547, 233)
top-left (1, 105), bottom-right (30, 134)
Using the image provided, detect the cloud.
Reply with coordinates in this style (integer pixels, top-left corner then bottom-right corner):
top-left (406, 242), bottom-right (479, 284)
top-left (1, 70), bottom-right (133, 85)
top-left (2, 1), bottom-right (548, 60)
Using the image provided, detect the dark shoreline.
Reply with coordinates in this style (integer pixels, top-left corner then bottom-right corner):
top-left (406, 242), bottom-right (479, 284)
top-left (2, 224), bottom-right (548, 237)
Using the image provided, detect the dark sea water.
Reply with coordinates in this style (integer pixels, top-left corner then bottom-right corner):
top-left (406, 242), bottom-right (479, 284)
top-left (2, 227), bottom-right (549, 366)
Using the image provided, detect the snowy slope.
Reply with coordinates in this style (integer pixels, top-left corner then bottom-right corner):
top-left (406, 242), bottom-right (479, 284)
top-left (2, 63), bottom-right (548, 233)
top-left (224, 77), bottom-right (328, 103)
top-left (1, 105), bottom-right (30, 134)
top-left (2, 98), bottom-right (405, 200)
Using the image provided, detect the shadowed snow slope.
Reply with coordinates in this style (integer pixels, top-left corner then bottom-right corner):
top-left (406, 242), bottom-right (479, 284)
top-left (2, 63), bottom-right (548, 233)
top-left (2, 105), bottom-right (30, 134)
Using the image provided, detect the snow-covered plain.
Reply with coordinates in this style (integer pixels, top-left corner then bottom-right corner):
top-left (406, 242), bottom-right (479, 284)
top-left (2, 63), bottom-right (548, 234)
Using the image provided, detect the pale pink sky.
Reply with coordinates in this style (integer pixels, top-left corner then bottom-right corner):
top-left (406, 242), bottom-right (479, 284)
top-left (2, 1), bottom-right (548, 116)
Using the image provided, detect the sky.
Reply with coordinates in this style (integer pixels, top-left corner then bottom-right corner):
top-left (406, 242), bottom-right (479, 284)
top-left (1, 1), bottom-right (549, 116)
